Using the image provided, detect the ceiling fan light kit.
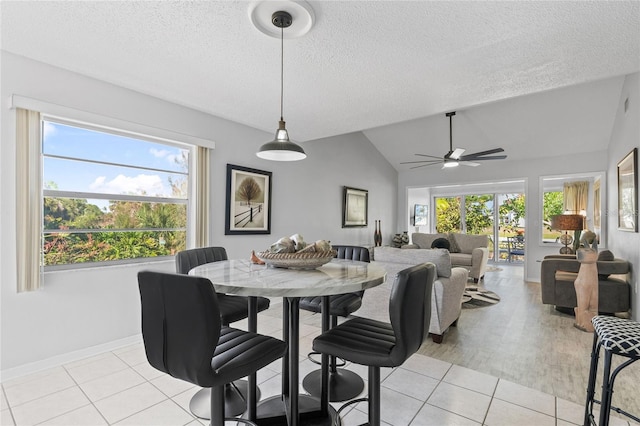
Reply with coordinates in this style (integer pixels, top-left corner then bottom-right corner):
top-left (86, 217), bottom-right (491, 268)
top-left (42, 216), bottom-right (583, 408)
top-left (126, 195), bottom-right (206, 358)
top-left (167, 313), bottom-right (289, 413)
top-left (256, 9), bottom-right (307, 162)
top-left (401, 111), bottom-right (507, 169)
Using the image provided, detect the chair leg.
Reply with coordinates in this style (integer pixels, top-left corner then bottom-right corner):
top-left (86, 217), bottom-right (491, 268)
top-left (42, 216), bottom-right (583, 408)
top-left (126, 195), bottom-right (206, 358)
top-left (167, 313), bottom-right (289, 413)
top-left (583, 334), bottom-right (600, 426)
top-left (430, 333), bottom-right (444, 344)
top-left (598, 350), bottom-right (614, 426)
top-left (368, 366), bottom-right (381, 426)
top-left (210, 385), bottom-right (225, 426)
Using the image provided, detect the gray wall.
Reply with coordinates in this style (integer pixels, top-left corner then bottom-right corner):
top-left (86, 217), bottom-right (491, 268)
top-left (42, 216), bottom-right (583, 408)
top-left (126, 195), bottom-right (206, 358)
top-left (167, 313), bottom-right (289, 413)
top-left (606, 72), bottom-right (639, 321)
top-left (0, 52), bottom-right (397, 377)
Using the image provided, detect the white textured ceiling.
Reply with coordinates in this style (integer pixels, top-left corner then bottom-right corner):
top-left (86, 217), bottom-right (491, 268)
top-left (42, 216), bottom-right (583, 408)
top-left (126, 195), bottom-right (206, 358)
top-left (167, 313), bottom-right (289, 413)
top-left (1, 1), bottom-right (639, 169)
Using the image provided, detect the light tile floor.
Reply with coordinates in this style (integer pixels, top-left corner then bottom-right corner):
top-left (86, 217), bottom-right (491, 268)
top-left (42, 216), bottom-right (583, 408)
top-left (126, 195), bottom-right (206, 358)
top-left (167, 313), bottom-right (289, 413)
top-left (2, 302), bottom-right (638, 426)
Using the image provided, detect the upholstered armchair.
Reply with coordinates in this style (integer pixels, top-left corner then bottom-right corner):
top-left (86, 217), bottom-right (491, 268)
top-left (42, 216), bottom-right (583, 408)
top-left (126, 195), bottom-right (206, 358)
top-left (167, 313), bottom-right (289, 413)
top-left (540, 253), bottom-right (631, 314)
top-left (368, 247), bottom-right (469, 343)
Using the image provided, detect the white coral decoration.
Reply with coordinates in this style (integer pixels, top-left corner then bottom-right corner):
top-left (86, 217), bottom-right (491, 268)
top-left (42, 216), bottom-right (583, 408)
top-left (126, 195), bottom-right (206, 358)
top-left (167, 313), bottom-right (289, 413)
top-left (290, 234), bottom-right (307, 251)
top-left (269, 237), bottom-right (295, 253)
top-left (314, 240), bottom-right (332, 251)
top-left (269, 236), bottom-right (331, 253)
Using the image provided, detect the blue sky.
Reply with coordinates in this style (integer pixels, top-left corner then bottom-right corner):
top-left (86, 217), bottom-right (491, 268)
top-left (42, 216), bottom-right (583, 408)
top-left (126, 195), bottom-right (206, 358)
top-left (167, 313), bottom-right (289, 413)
top-left (43, 121), bottom-right (188, 199)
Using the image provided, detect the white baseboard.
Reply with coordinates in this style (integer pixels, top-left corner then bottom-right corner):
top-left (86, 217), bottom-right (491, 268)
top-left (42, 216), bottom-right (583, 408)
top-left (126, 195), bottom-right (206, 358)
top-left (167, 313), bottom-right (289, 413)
top-left (1, 334), bottom-right (142, 383)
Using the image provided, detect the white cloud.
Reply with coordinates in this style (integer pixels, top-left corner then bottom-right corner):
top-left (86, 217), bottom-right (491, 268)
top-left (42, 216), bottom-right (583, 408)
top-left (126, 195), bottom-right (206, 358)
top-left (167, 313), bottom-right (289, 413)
top-left (149, 147), bottom-right (187, 168)
top-left (89, 174), bottom-right (169, 196)
top-left (43, 122), bottom-right (57, 139)
top-left (150, 148), bottom-right (170, 158)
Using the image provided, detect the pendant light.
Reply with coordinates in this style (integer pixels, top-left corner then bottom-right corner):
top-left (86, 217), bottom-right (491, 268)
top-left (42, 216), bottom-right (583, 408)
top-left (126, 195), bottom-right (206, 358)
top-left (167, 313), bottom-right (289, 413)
top-left (257, 11), bottom-right (306, 161)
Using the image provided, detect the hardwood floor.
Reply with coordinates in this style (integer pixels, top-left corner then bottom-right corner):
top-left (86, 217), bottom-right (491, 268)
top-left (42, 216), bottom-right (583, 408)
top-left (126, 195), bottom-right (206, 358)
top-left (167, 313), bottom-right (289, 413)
top-left (417, 263), bottom-right (640, 418)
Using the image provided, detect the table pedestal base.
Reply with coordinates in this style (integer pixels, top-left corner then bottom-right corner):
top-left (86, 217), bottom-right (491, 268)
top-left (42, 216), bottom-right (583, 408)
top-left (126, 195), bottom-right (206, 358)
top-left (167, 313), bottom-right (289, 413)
top-left (245, 394), bottom-right (337, 425)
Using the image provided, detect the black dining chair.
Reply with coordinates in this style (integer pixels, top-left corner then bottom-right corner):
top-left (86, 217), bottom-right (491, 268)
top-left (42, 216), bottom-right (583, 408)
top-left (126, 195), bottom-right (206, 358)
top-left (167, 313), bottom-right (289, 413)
top-left (137, 271), bottom-right (286, 426)
top-left (300, 245), bottom-right (370, 402)
top-left (313, 263), bottom-right (435, 425)
top-left (175, 246), bottom-right (271, 418)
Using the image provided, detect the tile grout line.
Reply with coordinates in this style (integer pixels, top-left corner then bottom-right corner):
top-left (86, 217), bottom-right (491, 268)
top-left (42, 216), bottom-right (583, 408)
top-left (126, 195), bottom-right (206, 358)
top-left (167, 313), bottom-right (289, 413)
top-left (58, 359), bottom-right (112, 426)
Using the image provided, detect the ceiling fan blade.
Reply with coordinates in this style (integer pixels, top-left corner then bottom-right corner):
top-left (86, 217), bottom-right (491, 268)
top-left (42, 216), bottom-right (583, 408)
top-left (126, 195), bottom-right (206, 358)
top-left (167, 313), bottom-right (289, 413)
top-left (450, 148), bottom-right (465, 160)
top-left (400, 160), bottom-right (443, 164)
top-left (460, 161), bottom-right (480, 167)
top-left (459, 148), bottom-right (504, 160)
top-left (411, 162), bottom-right (442, 169)
top-left (464, 155), bottom-right (507, 161)
top-left (414, 153), bottom-right (445, 160)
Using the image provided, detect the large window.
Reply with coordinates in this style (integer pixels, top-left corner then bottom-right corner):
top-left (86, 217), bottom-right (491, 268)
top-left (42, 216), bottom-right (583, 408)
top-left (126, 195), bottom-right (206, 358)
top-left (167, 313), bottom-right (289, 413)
top-left (42, 118), bottom-right (191, 267)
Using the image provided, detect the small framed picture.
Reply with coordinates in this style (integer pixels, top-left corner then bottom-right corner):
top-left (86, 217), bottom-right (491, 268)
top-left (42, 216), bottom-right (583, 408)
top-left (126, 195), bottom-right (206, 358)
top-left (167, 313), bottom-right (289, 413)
top-left (342, 186), bottom-right (368, 227)
top-left (225, 164), bottom-right (272, 235)
top-left (617, 148), bottom-right (638, 232)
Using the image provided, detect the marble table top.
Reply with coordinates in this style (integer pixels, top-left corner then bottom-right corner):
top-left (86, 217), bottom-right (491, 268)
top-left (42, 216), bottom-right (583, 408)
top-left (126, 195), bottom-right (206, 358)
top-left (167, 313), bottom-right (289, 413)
top-left (188, 258), bottom-right (387, 298)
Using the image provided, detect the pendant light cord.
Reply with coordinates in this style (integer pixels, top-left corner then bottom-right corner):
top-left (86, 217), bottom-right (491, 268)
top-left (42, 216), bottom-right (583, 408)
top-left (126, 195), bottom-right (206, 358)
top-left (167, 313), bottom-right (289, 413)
top-left (280, 24), bottom-right (284, 122)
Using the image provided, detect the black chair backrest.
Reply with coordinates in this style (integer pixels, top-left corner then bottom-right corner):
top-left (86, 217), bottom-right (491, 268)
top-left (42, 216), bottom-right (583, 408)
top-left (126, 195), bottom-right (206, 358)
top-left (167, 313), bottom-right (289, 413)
top-left (332, 245), bottom-right (370, 262)
top-left (388, 263), bottom-right (435, 365)
top-left (138, 271), bottom-right (221, 387)
top-left (175, 246), bottom-right (228, 274)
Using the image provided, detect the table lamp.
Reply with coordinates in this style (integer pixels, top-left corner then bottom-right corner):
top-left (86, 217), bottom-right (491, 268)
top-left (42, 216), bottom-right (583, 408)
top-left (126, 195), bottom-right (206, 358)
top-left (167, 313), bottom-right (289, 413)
top-left (550, 214), bottom-right (585, 254)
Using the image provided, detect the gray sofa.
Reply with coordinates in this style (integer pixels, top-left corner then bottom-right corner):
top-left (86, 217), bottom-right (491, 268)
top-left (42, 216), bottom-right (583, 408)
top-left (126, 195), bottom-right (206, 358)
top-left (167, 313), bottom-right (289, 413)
top-left (540, 253), bottom-right (631, 313)
top-left (402, 232), bottom-right (490, 282)
top-left (361, 247), bottom-right (468, 343)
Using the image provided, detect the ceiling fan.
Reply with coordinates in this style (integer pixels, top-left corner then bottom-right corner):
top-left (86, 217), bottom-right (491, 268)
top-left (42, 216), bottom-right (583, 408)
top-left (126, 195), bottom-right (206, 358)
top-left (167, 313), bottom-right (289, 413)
top-left (401, 111), bottom-right (507, 169)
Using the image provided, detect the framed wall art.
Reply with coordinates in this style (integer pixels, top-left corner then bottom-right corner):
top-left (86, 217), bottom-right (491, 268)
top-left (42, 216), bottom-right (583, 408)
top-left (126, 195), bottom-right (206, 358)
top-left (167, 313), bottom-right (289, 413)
top-left (225, 164), bottom-right (272, 235)
top-left (342, 186), bottom-right (368, 227)
top-left (413, 204), bottom-right (428, 226)
top-left (617, 148), bottom-right (638, 232)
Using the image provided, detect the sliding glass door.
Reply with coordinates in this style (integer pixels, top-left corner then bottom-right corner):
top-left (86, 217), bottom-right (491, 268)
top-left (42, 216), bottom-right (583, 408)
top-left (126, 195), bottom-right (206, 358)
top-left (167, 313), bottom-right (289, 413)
top-left (435, 192), bottom-right (525, 262)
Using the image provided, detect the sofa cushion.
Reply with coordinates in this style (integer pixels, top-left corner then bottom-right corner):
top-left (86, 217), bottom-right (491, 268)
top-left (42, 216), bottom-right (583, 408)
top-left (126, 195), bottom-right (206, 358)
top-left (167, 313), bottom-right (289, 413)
top-left (411, 233), bottom-right (447, 249)
top-left (373, 246), bottom-right (451, 278)
top-left (451, 233), bottom-right (488, 254)
top-left (431, 237), bottom-right (451, 250)
top-left (449, 252), bottom-right (472, 267)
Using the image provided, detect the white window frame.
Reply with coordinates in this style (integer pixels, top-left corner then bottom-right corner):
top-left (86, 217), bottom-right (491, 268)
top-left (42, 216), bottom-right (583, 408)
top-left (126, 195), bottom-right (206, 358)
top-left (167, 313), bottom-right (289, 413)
top-left (41, 115), bottom-right (196, 271)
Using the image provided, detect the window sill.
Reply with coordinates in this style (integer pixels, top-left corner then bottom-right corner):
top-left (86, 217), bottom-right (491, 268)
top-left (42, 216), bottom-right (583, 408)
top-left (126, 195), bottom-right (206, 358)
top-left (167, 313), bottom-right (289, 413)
top-left (44, 256), bottom-right (174, 274)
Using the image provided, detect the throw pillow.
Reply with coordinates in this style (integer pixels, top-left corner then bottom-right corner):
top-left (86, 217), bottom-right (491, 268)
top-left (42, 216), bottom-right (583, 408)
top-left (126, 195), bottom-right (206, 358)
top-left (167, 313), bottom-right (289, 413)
top-left (597, 250), bottom-right (614, 261)
top-left (597, 250), bottom-right (614, 279)
top-left (412, 233), bottom-right (447, 249)
top-left (431, 237), bottom-right (451, 250)
top-left (447, 232), bottom-right (461, 253)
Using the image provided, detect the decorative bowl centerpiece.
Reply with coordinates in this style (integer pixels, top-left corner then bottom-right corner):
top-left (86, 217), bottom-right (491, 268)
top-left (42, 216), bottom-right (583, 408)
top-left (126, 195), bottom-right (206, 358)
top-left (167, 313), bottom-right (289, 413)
top-left (254, 234), bottom-right (335, 269)
top-left (256, 250), bottom-right (336, 269)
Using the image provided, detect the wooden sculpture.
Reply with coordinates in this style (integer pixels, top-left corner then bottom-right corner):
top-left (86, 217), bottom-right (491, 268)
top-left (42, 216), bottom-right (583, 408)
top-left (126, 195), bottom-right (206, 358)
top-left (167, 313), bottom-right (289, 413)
top-left (574, 246), bottom-right (598, 332)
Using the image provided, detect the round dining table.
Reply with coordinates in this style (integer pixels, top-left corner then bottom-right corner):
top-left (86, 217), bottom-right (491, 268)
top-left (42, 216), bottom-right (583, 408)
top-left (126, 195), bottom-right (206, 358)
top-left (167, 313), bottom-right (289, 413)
top-left (189, 258), bottom-right (386, 426)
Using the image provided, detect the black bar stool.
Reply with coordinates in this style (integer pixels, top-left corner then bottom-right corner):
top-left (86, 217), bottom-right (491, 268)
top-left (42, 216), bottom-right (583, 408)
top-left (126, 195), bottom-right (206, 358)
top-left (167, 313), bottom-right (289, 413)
top-left (313, 263), bottom-right (435, 425)
top-left (300, 245), bottom-right (370, 402)
top-left (176, 247), bottom-right (271, 418)
top-left (584, 315), bottom-right (640, 426)
top-left (137, 271), bottom-right (286, 426)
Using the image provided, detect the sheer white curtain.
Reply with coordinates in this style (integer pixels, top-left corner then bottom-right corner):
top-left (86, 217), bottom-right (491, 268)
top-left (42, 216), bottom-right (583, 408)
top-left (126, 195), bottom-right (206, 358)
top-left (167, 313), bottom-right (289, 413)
top-left (16, 108), bottom-right (43, 292)
top-left (195, 146), bottom-right (210, 247)
top-left (564, 181), bottom-right (588, 214)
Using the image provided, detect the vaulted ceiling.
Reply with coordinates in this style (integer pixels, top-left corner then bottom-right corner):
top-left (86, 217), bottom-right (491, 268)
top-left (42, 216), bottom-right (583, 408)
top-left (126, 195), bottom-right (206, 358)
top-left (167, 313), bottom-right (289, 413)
top-left (2, 1), bottom-right (638, 170)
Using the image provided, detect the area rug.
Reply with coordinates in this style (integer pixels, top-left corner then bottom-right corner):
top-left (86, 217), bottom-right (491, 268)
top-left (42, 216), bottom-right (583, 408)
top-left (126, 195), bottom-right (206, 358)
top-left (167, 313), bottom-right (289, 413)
top-left (485, 265), bottom-right (503, 272)
top-left (462, 285), bottom-right (500, 309)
